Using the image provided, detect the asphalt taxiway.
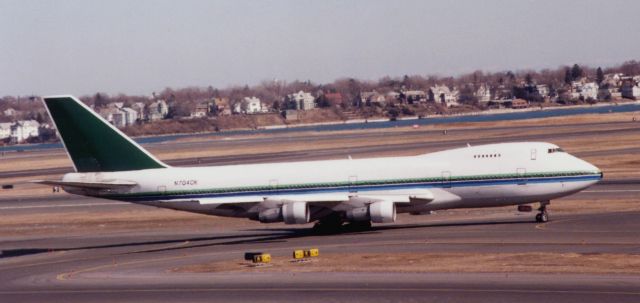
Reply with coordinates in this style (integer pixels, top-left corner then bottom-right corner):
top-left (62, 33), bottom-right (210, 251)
top-left (1, 182), bottom-right (639, 302)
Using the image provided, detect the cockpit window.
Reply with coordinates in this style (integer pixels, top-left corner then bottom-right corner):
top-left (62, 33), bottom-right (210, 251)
top-left (548, 147), bottom-right (565, 153)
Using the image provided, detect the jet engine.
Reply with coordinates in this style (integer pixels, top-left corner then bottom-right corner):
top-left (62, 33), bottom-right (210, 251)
top-left (282, 201), bottom-right (310, 224)
top-left (345, 201), bottom-right (396, 223)
top-left (257, 201), bottom-right (309, 224)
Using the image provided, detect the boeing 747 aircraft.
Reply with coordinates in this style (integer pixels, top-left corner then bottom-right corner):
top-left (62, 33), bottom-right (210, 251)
top-left (35, 96), bottom-right (603, 230)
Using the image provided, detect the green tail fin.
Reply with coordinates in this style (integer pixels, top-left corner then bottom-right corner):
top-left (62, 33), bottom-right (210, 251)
top-left (43, 95), bottom-right (168, 172)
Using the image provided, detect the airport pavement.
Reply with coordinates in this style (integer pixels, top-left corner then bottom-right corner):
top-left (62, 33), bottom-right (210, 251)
top-left (0, 182), bottom-right (639, 302)
top-left (1, 121), bottom-right (639, 302)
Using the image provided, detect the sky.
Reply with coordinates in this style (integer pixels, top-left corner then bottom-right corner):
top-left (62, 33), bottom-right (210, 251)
top-left (1, 0), bottom-right (639, 96)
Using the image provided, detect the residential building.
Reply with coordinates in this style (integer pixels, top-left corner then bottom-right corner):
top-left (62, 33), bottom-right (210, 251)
top-left (146, 99), bottom-right (169, 121)
top-left (511, 99), bottom-right (529, 109)
top-left (245, 97), bottom-right (266, 113)
top-left (598, 86), bottom-right (622, 100)
top-left (536, 84), bottom-right (550, 98)
top-left (3, 108), bottom-right (16, 117)
top-left (430, 85), bottom-right (459, 107)
top-left (0, 122), bottom-right (12, 140)
top-left (234, 97), bottom-right (266, 114)
top-left (570, 81), bottom-right (598, 100)
top-left (10, 120), bottom-right (39, 143)
top-left (621, 80), bottom-right (640, 100)
top-left (602, 73), bottom-right (624, 88)
top-left (360, 91), bottom-right (386, 105)
top-left (131, 102), bottom-right (146, 120)
top-left (121, 108), bottom-right (138, 126)
top-left (289, 91), bottom-right (315, 110)
top-left (324, 93), bottom-right (344, 106)
top-left (403, 90), bottom-right (427, 103)
top-left (213, 98), bottom-right (231, 116)
top-left (190, 103), bottom-right (211, 118)
top-left (475, 84), bottom-right (491, 103)
top-left (111, 111), bottom-right (126, 128)
top-left (98, 107), bottom-right (120, 124)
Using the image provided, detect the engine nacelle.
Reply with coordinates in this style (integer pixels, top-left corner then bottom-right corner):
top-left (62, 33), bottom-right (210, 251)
top-left (345, 206), bottom-right (369, 222)
top-left (258, 207), bottom-right (283, 223)
top-left (369, 201), bottom-right (396, 223)
top-left (282, 201), bottom-right (310, 224)
top-left (345, 201), bottom-right (396, 223)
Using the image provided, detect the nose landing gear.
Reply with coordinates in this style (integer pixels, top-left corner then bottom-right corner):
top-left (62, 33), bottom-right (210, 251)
top-left (535, 201), bottom-right (550, 223)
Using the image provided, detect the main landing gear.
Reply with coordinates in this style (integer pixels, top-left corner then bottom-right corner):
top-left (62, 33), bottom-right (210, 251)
top-left (535, 201), bottom-right (550, 223)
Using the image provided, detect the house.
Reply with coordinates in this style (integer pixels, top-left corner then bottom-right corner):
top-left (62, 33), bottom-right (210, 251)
top-left (98, 107), bottom-right (120, 124)
top-left (621, 80), bottom-right (640, 100)
top-left (0, 122), bottom-right (12, 140)
top-left (536, 84), bottom-right (550, 98)
top-left (111, 108), bottom-right (137, 128)
top-left (598, 85), bottom-right (622, 100)
top-left (570, 81), bottom-right (598, 100)
top-left (430, 85), bottom-right (459, 107)
top-left (146, 99), bottom-right (169, 121)
top-left (10, 120), bottom-right (39, 143)
top-left (190, 103), bottom-right (211, 118)
top-left (511, 99), bottom-right (529, 109)
top-left (602, 73), bottom-right (625, 88)
top-left (403, 90), bottom-right (427, 103)
top-left (213, 98), bottom-right (231, 116)
top-left (289, 91), bottom-right (315, 111)
top-left (234, 97), bottom-right (266, 114)
top-left (360, 91), bottom-right (386, 105)
top-left (3, 108), bottom-right (16, 117)
top-left (475, 84), bottom-right (491, 103)
top-left (131, 102), bottom-right (146, 120)
top-left (324, 93), bottom-right (344, 106)
top-left (121, 108), bottom-right (138, 126)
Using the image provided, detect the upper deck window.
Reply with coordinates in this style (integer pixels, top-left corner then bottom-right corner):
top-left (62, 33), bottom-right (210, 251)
top-left (548, 147), bottom-right (565, 153)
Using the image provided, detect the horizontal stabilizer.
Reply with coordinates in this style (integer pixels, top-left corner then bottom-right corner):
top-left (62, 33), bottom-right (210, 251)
top-left (31, 179), bottom-right (138, 190)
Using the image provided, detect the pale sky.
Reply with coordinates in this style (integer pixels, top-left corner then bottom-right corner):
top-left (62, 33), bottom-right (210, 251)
top-left (1, 0), bottom-right (639, 96)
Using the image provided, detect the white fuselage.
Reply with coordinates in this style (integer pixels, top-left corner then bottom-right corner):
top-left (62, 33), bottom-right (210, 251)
top-left (61, 142), bottom-right (601, 220)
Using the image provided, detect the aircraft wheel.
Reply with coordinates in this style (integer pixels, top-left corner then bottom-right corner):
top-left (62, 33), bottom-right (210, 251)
top-left (535, 212), bottom-right (549, 223)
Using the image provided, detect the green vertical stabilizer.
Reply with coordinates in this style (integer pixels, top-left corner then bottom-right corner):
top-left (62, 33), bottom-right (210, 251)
top-left (43, 96), bottom-right (168, 172)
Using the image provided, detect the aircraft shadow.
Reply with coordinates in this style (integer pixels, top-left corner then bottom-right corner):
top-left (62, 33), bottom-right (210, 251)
top-left (0, 218), bottom-right (533, 259)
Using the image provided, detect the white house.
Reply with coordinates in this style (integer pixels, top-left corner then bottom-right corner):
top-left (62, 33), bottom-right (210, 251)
top-left (147, 99), bottom-right (169, 121)
top-left (536, 84), bottom-right (550, 98)
top-left (621, 81), bottom-right (640, 100)
top-left (121, 108), bottom-right (138, 126)
top-left (475, 84), bottom-right (491, 103)
top-left (245, 97), bottom-right (266, 114)
top-left (430, 85), bottom-right (459, 107)
top-left (571, 81), bottom-right (598, 100)
top-left (289, 91), bottom-right (315, 111)
top-left (190, 103), bottom-right (211, 118)
top-left (233, 97), bottom-right (266, 114)
top-left (131, 102), bottom-right (146, 120)
top-left (3, 108), bottom-right (16, 117)
top-left (10, 120), bottom-right (40, 143)
top-left (0, 122), bottom-right (12, 140)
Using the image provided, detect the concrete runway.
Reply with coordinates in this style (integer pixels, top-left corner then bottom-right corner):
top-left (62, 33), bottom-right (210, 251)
top-left (1, 182), bottom-right (639, 302)
top-left (1, 120), bottom-right (640, 302)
